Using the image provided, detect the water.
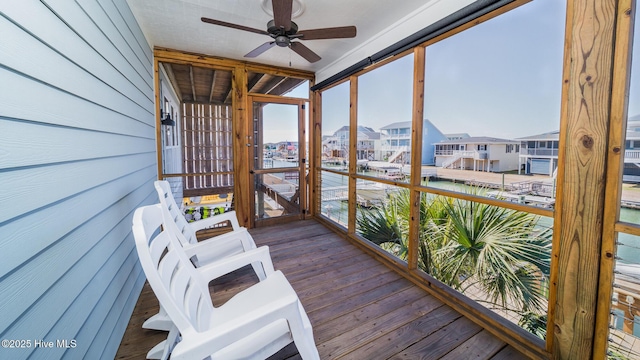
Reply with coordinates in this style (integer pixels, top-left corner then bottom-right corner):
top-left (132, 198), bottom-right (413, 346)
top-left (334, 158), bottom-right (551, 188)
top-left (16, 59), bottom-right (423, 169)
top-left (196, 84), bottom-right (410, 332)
top-left (318, 170), bottom-right (640, 264)
top-left (425, 179), bottom-right (639, 263)
top-left (618, 210), bottom-right (640, 264)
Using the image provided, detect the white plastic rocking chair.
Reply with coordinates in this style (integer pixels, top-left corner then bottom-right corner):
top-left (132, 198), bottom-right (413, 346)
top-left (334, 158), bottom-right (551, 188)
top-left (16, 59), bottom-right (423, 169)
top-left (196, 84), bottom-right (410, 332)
top-left (133, 204), bottom-right (319, 360)
top-left (144, 181), bottom-right (266, 333)
top-left (154, 181), bottom-right (257, 266)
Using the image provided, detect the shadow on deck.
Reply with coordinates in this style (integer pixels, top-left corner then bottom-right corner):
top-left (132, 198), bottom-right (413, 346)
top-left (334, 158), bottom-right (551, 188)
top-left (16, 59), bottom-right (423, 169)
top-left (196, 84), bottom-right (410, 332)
top-left (116, 219), bottom-right (528, 359)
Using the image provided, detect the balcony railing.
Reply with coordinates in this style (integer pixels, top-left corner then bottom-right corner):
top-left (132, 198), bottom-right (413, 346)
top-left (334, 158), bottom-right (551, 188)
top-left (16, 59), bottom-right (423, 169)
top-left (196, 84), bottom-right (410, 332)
top-left (520, 148), bottom-right (559, 156)
top-left (625, 149), bottom-right (640, 162)
top-left (379, 145), bottom-right (410, 152)
top-left (383, 133), bottom-right (411, 139)
top-left (520, 148), bottom-right (640, 162)
top-left (436, 150), bottom-right (488, 159)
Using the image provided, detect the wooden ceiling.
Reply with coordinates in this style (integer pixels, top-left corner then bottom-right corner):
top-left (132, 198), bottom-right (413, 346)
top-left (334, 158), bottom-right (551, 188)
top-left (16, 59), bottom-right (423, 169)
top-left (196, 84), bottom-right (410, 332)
top-left (161, 62), bottom-right (307, 104)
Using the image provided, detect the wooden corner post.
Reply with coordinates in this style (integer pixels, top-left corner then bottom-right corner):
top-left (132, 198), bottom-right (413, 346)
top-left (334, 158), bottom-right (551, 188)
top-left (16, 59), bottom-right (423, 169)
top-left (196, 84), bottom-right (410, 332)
top-left (408, 46), bottom-right (426, 270)
top-left (550, 0), bottom-right (624, 358)
top-left (348, 76), bottom-right (358, 234)
top-left (232, 66), bottom-right (250, 227)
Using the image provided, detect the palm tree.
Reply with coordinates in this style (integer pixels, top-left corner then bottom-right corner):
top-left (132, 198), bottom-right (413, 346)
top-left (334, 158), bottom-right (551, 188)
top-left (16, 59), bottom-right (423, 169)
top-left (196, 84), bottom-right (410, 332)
top-left (357, 187), bottom-right (551, 317)
top-left (437, 196), bottom-right (551, 313)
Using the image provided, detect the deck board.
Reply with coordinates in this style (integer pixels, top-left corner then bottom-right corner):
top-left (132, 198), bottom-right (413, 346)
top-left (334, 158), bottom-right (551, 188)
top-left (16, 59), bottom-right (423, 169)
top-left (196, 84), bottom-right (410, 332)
top-left (115, 219), bottom-right (529, 359)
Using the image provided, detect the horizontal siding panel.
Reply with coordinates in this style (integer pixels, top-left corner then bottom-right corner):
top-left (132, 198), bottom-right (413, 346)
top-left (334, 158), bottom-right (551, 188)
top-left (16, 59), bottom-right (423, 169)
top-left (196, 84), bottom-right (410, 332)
top-left (0, 119), bottom-right (155, 169)
top-left (83, 270), bottom-right (146, 360)
top-left (75, 0), bottom-right (153, 84)
top-left (35, 251), bottom-right (142, 359)
top-left (0, 0), bottom-right (154, 358)
top-left (56, 249), bottom-right (145, 359)
top-left (63, 260), bottom-right (144, 360)
top-left (0, 165), bottom-right (156, 279)
top-left (0, 69), bottom-right (153, 136)
top-left (0, 16), bottom-right (152, 123)
top-left (2, 0), bottom-right (153, 113)
top-left (96, 0), bottom-right (152, 68)
top-left (110, 0), bottom-right (153, 65)
top-left (0, 180), bottom-right (155, 331)
top-left (3, 226), bottom-right (139, 358)
top-left (41, 0), bottom-right (154, 104)
top-left (0, 153), bottom-right (155, 224)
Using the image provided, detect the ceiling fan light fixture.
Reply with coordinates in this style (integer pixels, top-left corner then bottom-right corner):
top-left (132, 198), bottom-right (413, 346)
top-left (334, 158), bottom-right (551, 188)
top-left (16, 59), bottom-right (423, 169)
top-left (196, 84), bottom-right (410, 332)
top-left (275, 35), bottom-right (290, 47)
top-left (261, 0), bottom-right (305, 19)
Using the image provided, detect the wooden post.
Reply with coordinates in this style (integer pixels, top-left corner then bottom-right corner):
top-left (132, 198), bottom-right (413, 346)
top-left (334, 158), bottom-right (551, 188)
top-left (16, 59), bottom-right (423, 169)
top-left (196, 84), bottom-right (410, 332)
top-left (348, 77), bottom-right (358, 234)
top-left (232, 66), bottom-right (250, 227)
top-left (298, 100), bottom-right (307, 219)
top-left (255, 102), bottom-right (265, 220)
top-left (550, 0), bottom-right (621, 358)
top-left (408, 46), bottom-right (426, 270)
top-left (309, 89), bottom-right (321, 217)
top-left (154, 59), bottom-right (162, 180)
top-left (594, 0), bottom-right (636, 357)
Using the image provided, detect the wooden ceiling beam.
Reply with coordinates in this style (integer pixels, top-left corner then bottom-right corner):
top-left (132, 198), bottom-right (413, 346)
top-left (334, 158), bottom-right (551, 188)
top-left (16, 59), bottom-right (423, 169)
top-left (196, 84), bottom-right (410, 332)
top-left (247, 73), bottom-right (265, 93)
top-left (264, 76), bottom-right (289, 95)
top-left (208, 70), bottom-right (217, 103)
top-left (223, 83), bottom-right (233, 104)
top-left (268, 77), bottom-right (305, 96)
top-left (154, 47), bottom-right (315, 80)
top-left (189, 65), bottom-right (197, 102)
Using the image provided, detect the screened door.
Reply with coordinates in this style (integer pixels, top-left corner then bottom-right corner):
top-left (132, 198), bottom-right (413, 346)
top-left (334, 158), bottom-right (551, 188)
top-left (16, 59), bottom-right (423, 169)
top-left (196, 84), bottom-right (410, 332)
top-left (248, 96), bottom-right (307, 227)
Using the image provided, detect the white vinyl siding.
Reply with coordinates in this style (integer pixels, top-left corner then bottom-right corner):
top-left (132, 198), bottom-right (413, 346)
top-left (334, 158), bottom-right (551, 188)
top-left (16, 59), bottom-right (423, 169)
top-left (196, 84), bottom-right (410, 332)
top-left (0, 1), bottom-right (155, 359)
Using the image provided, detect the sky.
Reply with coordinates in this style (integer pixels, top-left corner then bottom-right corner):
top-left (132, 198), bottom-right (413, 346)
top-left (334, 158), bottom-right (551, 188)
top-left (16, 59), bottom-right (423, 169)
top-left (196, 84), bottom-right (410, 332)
top-left (261, 102), bottom-right (301, 144)
top-left (264, 0), bottom-right (640, 142)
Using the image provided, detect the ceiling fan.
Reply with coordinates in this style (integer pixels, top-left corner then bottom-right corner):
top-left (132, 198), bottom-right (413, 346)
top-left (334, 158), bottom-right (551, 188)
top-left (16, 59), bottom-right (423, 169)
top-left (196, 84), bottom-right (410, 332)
top-left (201, 0), bottom-right (356, 63)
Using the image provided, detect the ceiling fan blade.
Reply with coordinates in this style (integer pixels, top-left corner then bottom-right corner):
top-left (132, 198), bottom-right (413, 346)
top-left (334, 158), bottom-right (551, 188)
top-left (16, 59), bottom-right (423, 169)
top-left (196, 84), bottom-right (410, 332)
top-left (290, 42), bottom-right (321, 63)
top-left (245, 42), bottom-right (276, 58)
top-left (299, 26), bottom-right (357, 40)
top-left (201, 17), bottom-right (268, 36)
top-left (272, 0), bottom-right (293, 31)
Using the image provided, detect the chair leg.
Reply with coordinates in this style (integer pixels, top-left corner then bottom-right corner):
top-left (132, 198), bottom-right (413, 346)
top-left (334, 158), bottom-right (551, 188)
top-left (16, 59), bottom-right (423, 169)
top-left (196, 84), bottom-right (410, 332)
top-left (146, 340), bottom-right (165, 359)
top-left (160, 327), bottom-right (181, 360)
top-left (142, 306), bottom-right (173, 331)
top-left (146, 326), bottom-right (180, 360)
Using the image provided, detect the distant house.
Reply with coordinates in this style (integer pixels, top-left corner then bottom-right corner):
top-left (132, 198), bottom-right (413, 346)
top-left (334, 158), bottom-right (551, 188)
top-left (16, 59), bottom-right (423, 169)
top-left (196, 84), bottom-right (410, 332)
top-left (623, 115), bottom-right (640, 178)
top-left (518, 114), bottom-right (640, 178)
top-left (434, 137), bottom-right (520, 172)
top-left (517, 131), bottom-right (560, 176)
top-left (276, 141), bottom-right (298, 153)
top-left (322, 126), bottom-right (382, 160)
top-left (379, 119), bottom-right (447, 165)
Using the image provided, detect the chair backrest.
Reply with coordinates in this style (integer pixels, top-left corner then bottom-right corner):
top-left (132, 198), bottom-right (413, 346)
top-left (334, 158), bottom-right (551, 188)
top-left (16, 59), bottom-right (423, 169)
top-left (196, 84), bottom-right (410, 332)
top-left (154, 181), bottom-right (198, 245)
top-left (132, 205), bottom-right (214, 336)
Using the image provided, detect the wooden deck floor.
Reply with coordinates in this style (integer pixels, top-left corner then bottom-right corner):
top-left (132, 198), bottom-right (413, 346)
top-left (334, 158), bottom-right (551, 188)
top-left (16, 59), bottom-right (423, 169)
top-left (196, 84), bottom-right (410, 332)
top-left (116, 219), bottom-right (529, 359)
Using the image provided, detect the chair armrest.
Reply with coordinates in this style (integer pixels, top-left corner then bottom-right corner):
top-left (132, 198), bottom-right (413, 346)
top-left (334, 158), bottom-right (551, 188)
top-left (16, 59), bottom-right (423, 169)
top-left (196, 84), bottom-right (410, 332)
top-left (188, 211), bottom-right (241, 233)
top-left (196, 246), bottom-right (275, 281)
top-left (170, 272), bottom-right (302, 360)
top-left (181, 228), bottom-right (254, 258)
